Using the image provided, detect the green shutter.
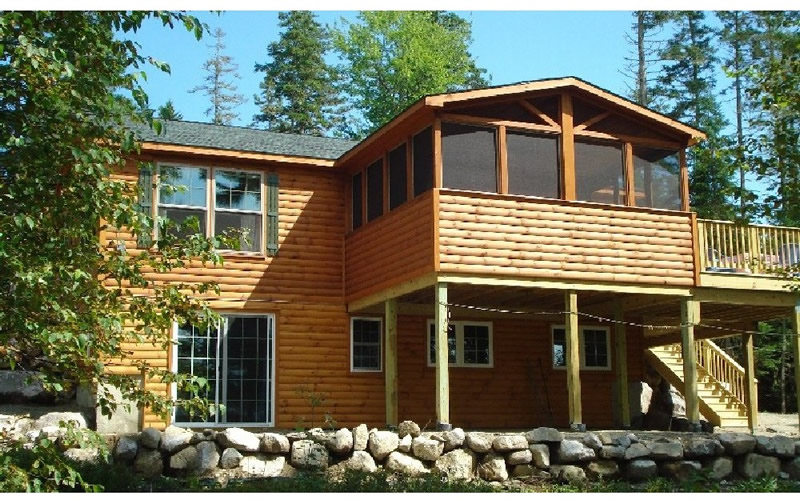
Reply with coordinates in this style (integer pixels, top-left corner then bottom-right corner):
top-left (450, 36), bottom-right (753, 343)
top-left (267, 173), bottom-right (279, 256)
top-left (137, 165), bottom-right (153, 247)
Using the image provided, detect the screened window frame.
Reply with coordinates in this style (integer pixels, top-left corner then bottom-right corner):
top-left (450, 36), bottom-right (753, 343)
top-left (505, 128), bottom-right (562, 200)
top-left (573, 138), bottom-right (628, 207)
top-left (350, 317), bottom-right (383, 373)
top-left (426, 320), bottom-right (493, 368)
top-left (153, 163), bottom-right (267, 255)
top-left (387, 139), bottom-right (410, 211)
top-left (440, 120), bottom-right (499, 194)
top-left (365, 157), bottom-right (385, 223)
top-left (411, 125), bottom-right (434, 198)
top-left (170, 312), bottom-right (276, 428)
top-left (550, 325), bottom-right (611, 371)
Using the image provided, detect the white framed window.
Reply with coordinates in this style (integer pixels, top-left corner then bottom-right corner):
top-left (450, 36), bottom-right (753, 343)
top-left (350, 317), bottom-right (382, 372)
top-left (427, 320), bottom-right (493, 368)
top-left (155, 164), bottom-right (265, 254)
top-left (172, 313), bottom-right (275, 427)
top-left (551, 325), bottom-right (611, 370)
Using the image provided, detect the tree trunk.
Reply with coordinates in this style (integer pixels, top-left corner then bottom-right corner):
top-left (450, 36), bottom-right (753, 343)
top-left (637, 12), bottom-right (647, 106)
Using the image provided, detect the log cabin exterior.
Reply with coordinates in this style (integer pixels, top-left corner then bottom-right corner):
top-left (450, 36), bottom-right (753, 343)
top-left (106, 77), bottom-right (800, 432)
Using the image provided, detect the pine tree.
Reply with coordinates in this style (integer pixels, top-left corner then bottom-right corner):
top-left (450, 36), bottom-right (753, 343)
top-left (652, 11), bottom-right (737, 220)
top-left (189, 27), bottom-right (245, 125)
top-left (253, 11), bottom-right (344, 136)
top-left (157, 100), bottom-right (183, 121)
top-left (622, 11), bottom-right (668, 107)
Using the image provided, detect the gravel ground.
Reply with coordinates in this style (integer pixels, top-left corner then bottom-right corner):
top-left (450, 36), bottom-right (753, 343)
top-left (751, 411), bottom-right (800, 437)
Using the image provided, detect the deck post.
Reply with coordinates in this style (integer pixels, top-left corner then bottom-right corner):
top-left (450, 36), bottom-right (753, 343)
top-left (742, 329), bottom-right (758, 433)
top-left (565, 290), bottom-right (584, 430)
top-left (791, 300), bottom-right (800, 431)
top-left (384, 298), bottom-right (399, 428)
top-left (614, 299), bottom-right (630, 427)
top-left (435, 282), bottom-right (451, 430)
top-left (680, 297), bottom-right (701, 429)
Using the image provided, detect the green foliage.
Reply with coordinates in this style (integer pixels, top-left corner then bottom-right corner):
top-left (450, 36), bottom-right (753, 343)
top-left (189, 27), bottom-right (245, 125)
top-left (253, 11), bottom-right (345, 136)
top-left (157, 100), bottom-right (184, 121)
top-left (333, 11), bottom-right (489, 138)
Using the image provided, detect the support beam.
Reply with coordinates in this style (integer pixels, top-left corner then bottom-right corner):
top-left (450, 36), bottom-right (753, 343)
top-left (434, 282), bottom-right (451, 429)
top-left (742, 330), bottom-right (758, 433)
top-left (384, 298), bottom-right (398, 427)
top-left (559, 94), bottom-right (576, 200)
top-left (614, 299), bottom-right (630, 427)
top-left (565, 291), bottom-right (583, 429)
top-left (680, 298), bottom-right (700, 428)
top-left (791, 301), bottom-right (800, 431)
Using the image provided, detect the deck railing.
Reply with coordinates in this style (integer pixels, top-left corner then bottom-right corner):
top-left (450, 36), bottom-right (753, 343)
top-left (697, 219), bottom-right (800, 274)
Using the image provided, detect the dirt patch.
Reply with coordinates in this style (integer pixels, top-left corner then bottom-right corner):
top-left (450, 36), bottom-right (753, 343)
top-left (752, 411), bottom-right (799, 437)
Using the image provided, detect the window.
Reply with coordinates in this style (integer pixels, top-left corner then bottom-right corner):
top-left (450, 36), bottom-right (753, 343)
top-left (506, 131), bottom-right (560, 198)
top-left (574, 140), bottom-right (625, 205)
top-left (351, 318), bottom-right (382, 372)
top-left (366, 159), bottom-right (384, 222)
top-left (413, 127), bottom-right (433, 197)
top-left (551, 326), bottom-right (611, 370)
top-left (155, 164), bottom-right (270, 253)
top-left (388, 143), bottom-right (408, 210)
top-left (352, 172), bottom-right (363, 230)
top-left (441, 122), bottom-right (497, 193)
top-left (632, 146), bottom-right (681, 210)
top-left (173, 314), bottom-right (275, 426)
top-left (427, 321), bottom-right (492, 367)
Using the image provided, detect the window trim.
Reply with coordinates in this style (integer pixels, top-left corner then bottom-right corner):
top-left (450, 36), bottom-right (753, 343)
top-left (350, 317), bottom-right (383, 373)
top-left (551, 324), bottom-right (612, 371)
top-left (211, 167), bottom-right (265, 254)
top-left (170, 312), bottom-right (276, 428)
top-left (426, 320), bottom-right (493, 368)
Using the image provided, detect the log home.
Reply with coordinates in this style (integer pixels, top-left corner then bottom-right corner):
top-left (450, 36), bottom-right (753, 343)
top-left (109, 77), bottom-right (800, 433)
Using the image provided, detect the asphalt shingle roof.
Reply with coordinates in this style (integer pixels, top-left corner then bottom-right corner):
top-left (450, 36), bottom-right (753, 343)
top-left (131, 120), bottom-right (357, 161)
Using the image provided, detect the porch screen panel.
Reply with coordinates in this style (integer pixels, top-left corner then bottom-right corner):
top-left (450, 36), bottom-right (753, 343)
top-left (506, 131), bottom-right (559, 198)
top-left (413, 127), bottom-right (433, 197)
top-left (351, 172), bottom-right (363, 229)
top-left (388, 143), bottom-right (408, 210)
top-left (441, 122), bottom-right (497, 193)
top-left (574, 140), bottom-right (625, 205)
top-left (632, 146), bottom-right (681, 211)
top-left (366, 159), bottom-right (384, 222)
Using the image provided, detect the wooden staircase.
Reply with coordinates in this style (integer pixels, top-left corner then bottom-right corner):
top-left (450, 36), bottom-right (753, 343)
top-left (645, 340), bottom-right (752, 428)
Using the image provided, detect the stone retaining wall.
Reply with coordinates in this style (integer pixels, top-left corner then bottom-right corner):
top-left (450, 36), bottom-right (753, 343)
top-left (6, 416), bottom-right (800, 485)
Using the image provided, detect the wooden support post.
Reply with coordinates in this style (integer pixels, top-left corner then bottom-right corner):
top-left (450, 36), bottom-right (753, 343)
top-left (559, 93), bottom-right (576, 201)
top-left (497, 125), bottom-right (508, 194)
top-left (681, 298), bottom-right (700, 428)
top-left (791, 300), bottom-right (800, 432)
top-left (433, 118), bottom-right (443, 189)
top-left (614, 299), bottom-right (630, 427)
top-left (435, 282), bottom-right (451, 429)
top-left (742, 330), bottom-right (758, 433)
top-left (384, 298), bottom-right (398, 427)
top-left (624, 142), bottom-right (635, 207)
top-left (679, 149), bottom-right (690, 212)
top-left (565, 291), bottom-right (583, 429)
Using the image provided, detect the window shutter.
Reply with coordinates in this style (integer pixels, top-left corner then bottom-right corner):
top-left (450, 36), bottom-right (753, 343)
top-left (266, 173), bottom-right (279, 256)
top-left (137, 165), bottom-right (153, 247)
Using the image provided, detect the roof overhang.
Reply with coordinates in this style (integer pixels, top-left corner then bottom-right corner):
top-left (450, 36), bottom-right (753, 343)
top-left (139, 142), bottom-right (337, 168)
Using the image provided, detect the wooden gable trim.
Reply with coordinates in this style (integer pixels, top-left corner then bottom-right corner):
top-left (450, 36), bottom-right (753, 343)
top-left (139, 142), bottom-right (336, 168)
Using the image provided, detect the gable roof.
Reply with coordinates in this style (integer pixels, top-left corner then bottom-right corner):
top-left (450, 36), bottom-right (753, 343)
top-left (131, 120), bottom-right (357, 161)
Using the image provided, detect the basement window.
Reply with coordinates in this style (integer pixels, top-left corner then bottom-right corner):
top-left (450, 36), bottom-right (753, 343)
top-left (351, 318), bottom-right (382, 372)
top-left (427, 321), bottom-right (493, 367)
top-left (552, 326), bottom-right (611, 370)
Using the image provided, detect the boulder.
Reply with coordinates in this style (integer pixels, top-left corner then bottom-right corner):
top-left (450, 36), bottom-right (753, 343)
top-left (170, 446), bottom-right (199, 472)
top-left (624, 443), bottom-right (651, 460)
top-left (624, 459), bottom-right (658, 481)
top-left (644, 439), bottom-right (683, 461)
top-left (507, 449), bottom-right (532, 466)
top-left (465, 432), bottom-right (494, 453)
top-left (441, 428), bottom-right (465, 451)
top-left (140, 427), bottom-right (161, 450)
top-left (241, 454), bottom-right (287, 477)
top-left (661, 460), bottom-right (702, 482)
top-left (327, 428), bottom-right (353, 454)
top-left (434, 448), bottom-right (477, 480)
top-left (291, 440), bottom-right (329, 470)
top-left (327, 451), bottom-right (378, 479)
top-left (526, 427), bottom-right (563, 444)
top-left (63, 447), bottom-right (100, 464)
top-left (736, 453), bottom-right (780, 479)
top-left (134, 448), bottom-right (163, 479)
top-left (216, 427), bottom-right (260, 452)
top-left (529, 444), bottom-right (550, 468)
top-left (368, 431), bottom-right (399, 461)
top-left (114, 435), bottom-right (139, 462)
top-left (412, 436), bottom-right (444, 462)
top-left (582, 433), bottom-right (603, 452)
top-left (755, 435), bottom-right (796, 458)
top-left (629, 381), bottom-right (653, 420)
top-left (398, 434), bottom-right (412, 453)
top-left (782, 458), bottom-right (800, 481)
top-left (511, 464), bottom-right (549, 479)
top-left (492, 435), bottom-right (528, 452)
top-left (220, 448), bottom-right (243, 469)
top-left (285, 431), bottom-right (307, 443)
top-left (557, 439), bottom-right (596, 463)
top-left (260, 433), bottom-right (290, 454)
top-left (32, 412), bottom-right (87, 431)
top-left (704, 456), bottom-right (733, 481)
top-left (550, 465), bottom-right (587, 484)
top-left (196, 441), bottom-right (220, 474)
top-left (600, 445), bottom-right (626, 460)
top-left (385, 452), bottom-right (429, 476)
top-left (0, 371), bottom-right (70, 404)
top-left (586, 460), bottom-right (619, 480)
top-left (478, 453), bottom-right (508, 482)
top-left (683, 437), bottom-right (724, 459)
top-left (352, 424), bottom-right (368, 451)
top-left (612, 434), bottom-right (633, 449)
top-left (597, 433), bottom-right (613, 445)
top-left (160, 425), bottom-right (193, 454)
top-left (397, 420), bottom-right (421, 438)
top-left (717, 432), bottom-right (756, 456)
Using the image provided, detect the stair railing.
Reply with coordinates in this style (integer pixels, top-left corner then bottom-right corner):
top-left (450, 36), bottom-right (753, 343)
top-left (694, 339), bottom-right (750, 407)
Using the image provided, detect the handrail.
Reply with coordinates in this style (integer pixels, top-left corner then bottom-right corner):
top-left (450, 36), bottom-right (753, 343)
top-left (697, 219), bottom-right (800, 274)
top-left (694, 339), bottom-right (748, 406)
